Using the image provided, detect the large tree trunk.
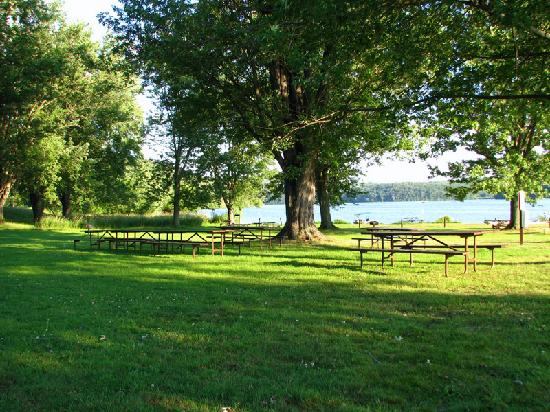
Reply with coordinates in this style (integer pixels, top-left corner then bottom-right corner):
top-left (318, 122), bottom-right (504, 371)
top-left (317, 168), bottom-right (335, 230)
top-left (59, 191), bottom-right (72, 219)
top-left (280, 155), bottom-right (323, 240)
top-left (0, 180), bottom-right (12, 224)
top-left (508, 197), bottom-right (519, 229)
top-left (30, 191), bottom-right (45, 224)
top-left (226, 204), bottom-right (235, 225)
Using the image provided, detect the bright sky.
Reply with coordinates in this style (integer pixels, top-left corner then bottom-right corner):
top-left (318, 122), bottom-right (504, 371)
top-left (53, 0), bottom-right (466, 183)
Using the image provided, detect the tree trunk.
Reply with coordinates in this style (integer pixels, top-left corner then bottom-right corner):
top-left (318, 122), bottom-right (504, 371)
top-left (317, 168), bottom-right (335, 230)
top-left (59, 191), bottom-right (72, 219)
top-left (0, 180), bottom-right (12, 224)
top-left (172, 181), bottom-right (181, 226)
top-left (508, 197), bottom-right (519, 229)
top-left (280, 156), bottom-right (323, 240)
top-left (172, 155), bottom-right (181, 226)
top-left (226, 204), bottom-right (235, 225)
top-left (30, 191), bottom-right (45, 224)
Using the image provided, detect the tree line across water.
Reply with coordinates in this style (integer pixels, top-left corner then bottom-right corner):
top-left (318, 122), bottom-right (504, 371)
top-left (1, 1), bottom-right (548, 235)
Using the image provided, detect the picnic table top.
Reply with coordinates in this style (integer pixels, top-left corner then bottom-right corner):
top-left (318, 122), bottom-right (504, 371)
top-left (365, 229), bottom-right (486, 237)
top-left (84, 228), bottom-right (234, 234)
top-left (219, 225), bottom-right (279, 230)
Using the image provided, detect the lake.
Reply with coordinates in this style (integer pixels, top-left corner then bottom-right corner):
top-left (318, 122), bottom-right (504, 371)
top-left (202, 198), bottom-right (550, 225)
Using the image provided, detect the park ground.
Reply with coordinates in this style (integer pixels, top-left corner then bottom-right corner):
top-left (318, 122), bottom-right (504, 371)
top-left (1, 222), bottom-right (549, 411)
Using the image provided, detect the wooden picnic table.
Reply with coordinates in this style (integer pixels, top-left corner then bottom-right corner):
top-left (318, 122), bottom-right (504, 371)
top-left (365, 229), bottom-right (486, 273)
top-left (84, 228), bottom-right (234, 256)
top-left (218, 225), bottom-right (282, 247)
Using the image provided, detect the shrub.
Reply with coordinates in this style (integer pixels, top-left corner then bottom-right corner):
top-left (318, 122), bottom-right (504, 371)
top-left (3, 207), bottom-right (34, 224)
top-left (208, 213), bottom-right (228, 224)
top-left (333, 219), bottom-right (350, 224)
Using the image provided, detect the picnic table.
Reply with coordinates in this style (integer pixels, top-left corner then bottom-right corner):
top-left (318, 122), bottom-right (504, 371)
top-left (352, 229), bottom-right (495, 275)
top-left (84, 228), bottom-right (234, 256)
top-left (219, 225), bottom-right (282, 247)
top-left (484, 219), bottom-right (509, 229)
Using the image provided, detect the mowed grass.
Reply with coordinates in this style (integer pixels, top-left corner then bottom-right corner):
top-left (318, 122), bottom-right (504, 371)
top-left (0, 222), bottom-right (549, 411)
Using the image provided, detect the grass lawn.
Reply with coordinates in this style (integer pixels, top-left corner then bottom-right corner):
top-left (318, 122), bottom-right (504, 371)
top-left (1, 222), bottom-right (549, 411)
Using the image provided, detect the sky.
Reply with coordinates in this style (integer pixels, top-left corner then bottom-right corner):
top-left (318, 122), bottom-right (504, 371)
top-left (53, 0), bottom-right (467, 183)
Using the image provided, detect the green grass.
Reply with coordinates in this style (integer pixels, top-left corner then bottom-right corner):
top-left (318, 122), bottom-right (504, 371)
top-left (1, 222), bottom-right (549, 411)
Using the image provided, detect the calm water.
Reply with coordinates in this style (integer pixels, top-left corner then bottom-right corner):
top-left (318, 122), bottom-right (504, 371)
top-left (203, 198), bottom-right (550, 225)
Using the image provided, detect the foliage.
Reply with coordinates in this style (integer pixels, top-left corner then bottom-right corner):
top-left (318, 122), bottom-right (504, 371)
top-left (0, 0), bottom-right (63, 221)
top-left (200, 133), bottom-right (273, 223)
top-left (2, 207), bottom-right (34, 224)
top-left (208, 212), bottom-right (228, 225)
top-left (434, 215), bottom-right (459, 224)
top-left (0, 2), bottom-right (145, 222)
top-left (102, 0), bottom-right (440, 239)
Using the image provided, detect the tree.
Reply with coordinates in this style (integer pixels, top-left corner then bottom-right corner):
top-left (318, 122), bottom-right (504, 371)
top-left (424, 1), bottom-right (549, 228)
top-left (430, 101), bottom-right (549, 228)
top-left (104, 1), bottom-right (548, 238)
top-left (200, 132), bottom-right (272, 225)
top-left (148, 92), bottom-right (206, 226)
top-left (104, 0), bottom-right (439, 239)
top-left (0, 0), bottom-right (61, 222)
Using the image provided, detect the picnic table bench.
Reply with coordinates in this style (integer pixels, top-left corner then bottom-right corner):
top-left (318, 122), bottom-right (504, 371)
top-left (351, 247), bottom-right (466, 276)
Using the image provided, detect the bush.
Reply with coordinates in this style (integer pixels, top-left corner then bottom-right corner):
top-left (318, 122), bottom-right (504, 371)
top-left (333, 219), bottom-right (350, 224)
top-left (3, 207), bottom-right (34, 224)
top-left (208, 213), bottom-right (228, 224)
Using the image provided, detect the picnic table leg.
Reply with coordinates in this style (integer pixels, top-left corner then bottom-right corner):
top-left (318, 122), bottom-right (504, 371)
top-left (409, 252), bottom-right (413, 266)
top-left (491, 247), bottom-right (495, 268)
top-left (221, 234), bottom-right (225, 256)
top-left (444, 255), bottom-right (449, 277)
top-left (211, 235), bottom-right (215, 256)
top-left (360, 250), bottom-right (363, 269)
top-left (464, 237), bottom-right (469, 273)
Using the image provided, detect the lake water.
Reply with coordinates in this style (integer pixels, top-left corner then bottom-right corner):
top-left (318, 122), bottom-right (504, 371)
top-left (202, 198), bottom-right (550, 225)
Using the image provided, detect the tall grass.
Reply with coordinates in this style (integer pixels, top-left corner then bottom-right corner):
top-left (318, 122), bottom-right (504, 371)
top-left (3, 207), bottom-right (207, 229)
top-left (89, 213), bottom-right (206, 228)
top-left (36, 216), bottom-right (84, 229)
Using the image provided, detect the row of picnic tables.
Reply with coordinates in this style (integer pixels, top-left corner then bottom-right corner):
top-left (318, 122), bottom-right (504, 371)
top-left (84, 224), bottom-right (282, 257)
top-left (352, 227), bottom-right (501, 276)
